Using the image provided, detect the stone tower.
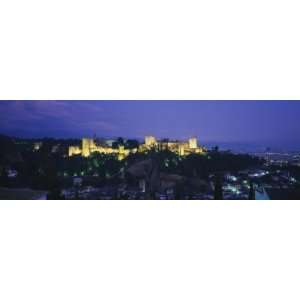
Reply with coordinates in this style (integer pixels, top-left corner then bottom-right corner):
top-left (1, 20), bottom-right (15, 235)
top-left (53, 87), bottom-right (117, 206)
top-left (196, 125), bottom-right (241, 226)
top-left (179, 144), bottom-right (185, 156)
top-left (188, 137), bottom-right (197, 149)
top-left (82, 138), bottom-right (94, 157)
top-left (145, 136), bottom-right (156, 147)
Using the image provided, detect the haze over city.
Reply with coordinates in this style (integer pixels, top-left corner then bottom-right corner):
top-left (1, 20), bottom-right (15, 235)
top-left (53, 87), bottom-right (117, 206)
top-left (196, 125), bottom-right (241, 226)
top-left (1, 100), bottom-right (300, 150)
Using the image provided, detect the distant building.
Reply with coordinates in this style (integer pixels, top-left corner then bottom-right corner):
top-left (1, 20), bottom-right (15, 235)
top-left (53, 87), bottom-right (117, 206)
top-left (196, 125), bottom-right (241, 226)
top-left (69, 145), bottom-right (81, 156)
top-left (51, 144), bottom-right (60, 153)
top-left (69, 138), bottom-right (136, 160)
top-left (145, 136), bottom-right (157, 147)
top-left (189, 137), bottom-right (197, 149)
top-left (68, 136), bottom-right (206, 159)
top-left (34, 142), bottom-right (42, 151)
top-left (8, 169), bottom-right (18, 178)
top-left (141, 136), bottom-right (205, 156)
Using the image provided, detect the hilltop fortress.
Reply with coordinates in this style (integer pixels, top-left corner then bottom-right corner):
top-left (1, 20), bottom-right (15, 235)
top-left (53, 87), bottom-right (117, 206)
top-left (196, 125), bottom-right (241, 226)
top-left (69, 138), bottom-right (133, 161)
top-left (69, 136), bottom-right (205, 160)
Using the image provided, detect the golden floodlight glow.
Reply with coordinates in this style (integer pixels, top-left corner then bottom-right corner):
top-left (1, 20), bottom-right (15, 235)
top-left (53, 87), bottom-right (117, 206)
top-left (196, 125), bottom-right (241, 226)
top-left (68, 136), bottom-right (205, 159)
top-left (145, 136), bottom-right (156, 147)
top-left (189, 137), bottom-right (197, 149)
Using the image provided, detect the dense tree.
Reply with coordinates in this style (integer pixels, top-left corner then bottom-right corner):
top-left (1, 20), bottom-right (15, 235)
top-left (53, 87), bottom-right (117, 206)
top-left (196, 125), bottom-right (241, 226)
top-left (0, 168), bottom-right (9, 187)
top-left (248, 182), bottom-right (255, 200)
top-left (112, 137), bottom-right (124, 149)
top-left (125, 139), bottom-right (139, 149)
top-left (212, 146), bottom-right (219, 152)
top-left (214, 175), bottom-right (223, 200)
top-left (47, 187), bottom-right (64, 200)
top-left (0, 135), bottom-right (268, 200)
top-left (174, 181), bottom-right (185, 200)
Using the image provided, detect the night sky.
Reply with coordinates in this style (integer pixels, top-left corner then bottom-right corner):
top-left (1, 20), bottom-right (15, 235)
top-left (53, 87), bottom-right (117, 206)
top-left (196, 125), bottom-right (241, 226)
top-left (0, 100), bottom-right (300, 149)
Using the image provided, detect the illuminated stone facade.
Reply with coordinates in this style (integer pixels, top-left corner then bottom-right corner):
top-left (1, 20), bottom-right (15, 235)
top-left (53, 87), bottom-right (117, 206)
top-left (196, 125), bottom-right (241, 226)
top-left (189, 138), bottom-right (197, 149)
top-left (68, 136), bottom-right (205, 159)
top-left (82, 138), bottom-right (95, 157)
top-left (69, 138), bottom-right (136, 160)
top-left (141, 136), bottom-right (204, 156)
top-left (69, 146), bottom-right (81, 156)
top-left (145, 136), bottom-right (157, 147)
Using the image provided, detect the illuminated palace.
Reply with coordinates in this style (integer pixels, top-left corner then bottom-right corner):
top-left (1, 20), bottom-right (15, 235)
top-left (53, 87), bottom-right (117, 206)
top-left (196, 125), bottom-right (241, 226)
top-left (69, 136), bottom-right (205, 160)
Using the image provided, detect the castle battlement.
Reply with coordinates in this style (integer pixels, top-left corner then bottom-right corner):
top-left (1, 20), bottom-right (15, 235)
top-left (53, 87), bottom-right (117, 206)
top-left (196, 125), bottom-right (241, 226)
top-left (68, 136), bottom-right (205, 159)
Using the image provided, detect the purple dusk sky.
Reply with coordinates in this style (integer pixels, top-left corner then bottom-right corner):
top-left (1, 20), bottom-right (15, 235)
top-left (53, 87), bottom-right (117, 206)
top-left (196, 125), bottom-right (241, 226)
top-left (0, 100), bottom-right (300, 148)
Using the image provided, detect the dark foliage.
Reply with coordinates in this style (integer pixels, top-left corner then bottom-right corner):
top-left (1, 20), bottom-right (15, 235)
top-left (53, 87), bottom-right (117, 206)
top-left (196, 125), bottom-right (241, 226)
top-left (248, 182), bottom-right (255, 200)
top-left (214, 175), bottom-right (223, 200)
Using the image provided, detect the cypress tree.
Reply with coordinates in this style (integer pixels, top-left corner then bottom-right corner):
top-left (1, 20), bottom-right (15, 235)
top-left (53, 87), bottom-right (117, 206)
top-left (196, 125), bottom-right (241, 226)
top-left (248, 182), bottom-right (255, 200)
top-left (0, 168), bottom-right (9, 187)
top-left (214, 175), bottom-right (223, 200)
